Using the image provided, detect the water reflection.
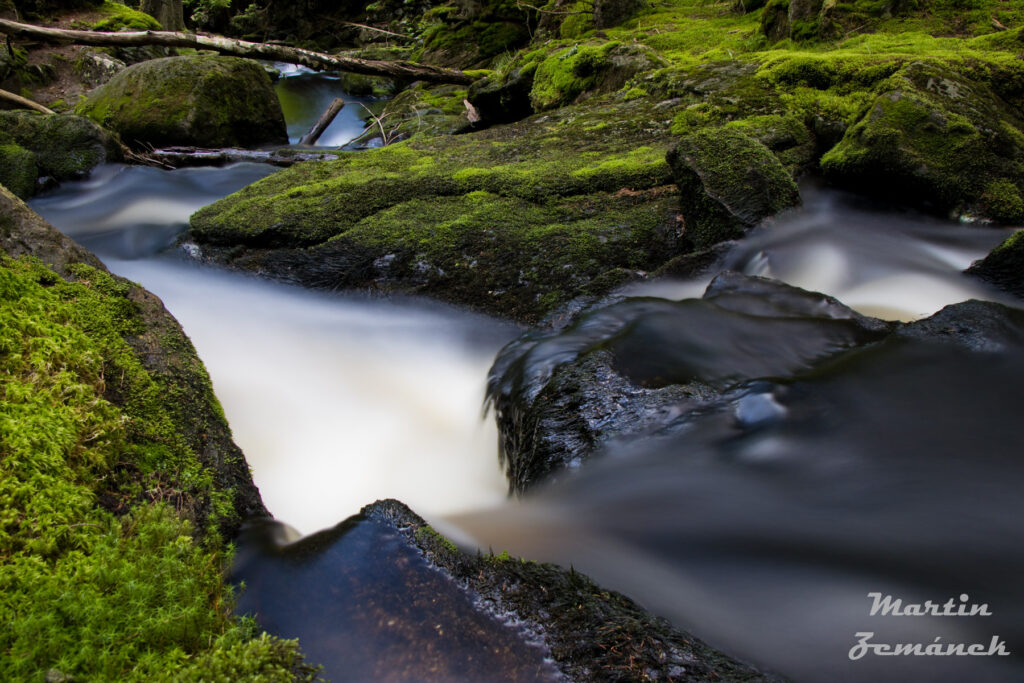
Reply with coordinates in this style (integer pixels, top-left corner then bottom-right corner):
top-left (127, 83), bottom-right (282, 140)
top-left (273, 70), bottom-right (379, 146)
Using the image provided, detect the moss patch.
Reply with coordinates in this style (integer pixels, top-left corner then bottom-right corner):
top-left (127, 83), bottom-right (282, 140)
top-left (0, 144), bottom-right (38, 199)
top-left (0, 250), bottom-right (315, 680)
top-left (189, 100), bottom-right (682, 321)
top-left (91, 0), bottom-right (162, 31)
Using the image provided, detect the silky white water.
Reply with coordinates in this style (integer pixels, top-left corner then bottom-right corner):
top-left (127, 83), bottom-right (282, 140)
top-left (32, 163), bottom-right (1023, 682)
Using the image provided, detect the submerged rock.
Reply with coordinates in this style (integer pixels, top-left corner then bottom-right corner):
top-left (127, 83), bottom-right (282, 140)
top-left (487, 272), bottom-right (891, 492)
top-left (76, 55), bottom-right (287, 149)
top-left (234, 499), bottom-right (781, 682)
top-left (967, 229), bottom-right (1024, 300)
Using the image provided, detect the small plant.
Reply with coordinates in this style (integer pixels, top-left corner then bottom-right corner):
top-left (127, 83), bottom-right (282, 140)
top-left (358, 102), bottom-right (401, 146)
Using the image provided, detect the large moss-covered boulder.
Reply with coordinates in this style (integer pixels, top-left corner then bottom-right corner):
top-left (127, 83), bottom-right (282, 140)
top-left (968, 229), bottom-right (1024, 298)
top-left (820, 60), bottom-right (1024, 222)
top-left (76, 55), bottom-right (287, 149)
top-left (667, 128), bottom-right (801, 248)
top-left (0, 111), bottom-right (122, 194)
top-left (187, 100), bottom-right (686, 322)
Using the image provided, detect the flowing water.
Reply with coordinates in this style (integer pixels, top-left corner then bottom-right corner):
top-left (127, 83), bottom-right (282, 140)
top-left (27, 87), bottom-right (1024, 682)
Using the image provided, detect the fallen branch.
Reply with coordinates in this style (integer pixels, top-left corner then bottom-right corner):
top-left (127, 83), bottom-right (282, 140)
top-left (339, 21), bottom-right (415, 40)
top-left (300, 97), bottom-right (345, 145)
top-left (0, 87), bottom-right (54, 114)
top-left (147, 146), bottom-right (341, 168)
top-left (0, 17), bottom-right (474, 85)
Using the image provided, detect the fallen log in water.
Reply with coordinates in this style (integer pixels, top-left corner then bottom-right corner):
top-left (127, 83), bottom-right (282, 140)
top-left (299, 98), bottom-right (345, 146)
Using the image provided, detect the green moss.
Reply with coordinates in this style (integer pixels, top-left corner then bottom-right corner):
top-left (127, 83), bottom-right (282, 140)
top-left (0, 255), bottom-right (315, 681)
top-left (981, 178), bottom-right (1024, 224)
top-left (668, 127), bottom-right (801, 247)
top-left (0, 111), bottom-right (121, 182)
top-left (0, 144), bottom-right (38, 199)
top-left (820, 60), bottom-right (1024, 215)
top-left (530, 42), bottom-right (620, 111)
top-left (559, 3), bottom-right (595, 39)
top-left (92, 0), bottom-right (162, 31)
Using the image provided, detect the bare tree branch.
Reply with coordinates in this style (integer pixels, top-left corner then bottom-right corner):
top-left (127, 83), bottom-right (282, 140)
top-left (0, 18), bottom-right (474, 84)
top-left (0, 87), bottom-right (54, 114)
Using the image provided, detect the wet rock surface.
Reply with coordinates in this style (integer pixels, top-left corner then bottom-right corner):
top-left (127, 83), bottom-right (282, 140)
top-left (968, 229), bottom-right (1024, 300)
top-left (233, 499), bottom-right (782, 682)
top-left (487, 272), bottom-right (911, 493)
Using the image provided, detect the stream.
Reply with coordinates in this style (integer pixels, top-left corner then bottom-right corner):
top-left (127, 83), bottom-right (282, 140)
top-left (27, 75), bottom-right (1024, 682)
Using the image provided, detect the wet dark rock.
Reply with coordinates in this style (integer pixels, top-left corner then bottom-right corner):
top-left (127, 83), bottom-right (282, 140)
top-left (895, 298), bottom-right (1024, 350)
top-left (487, 272), bottom-right (892, 493)
top-left (234, 499), bottom-right (782, 682)
top-left (467, 64), bottom-right (536, 127)
top-left (967, 229), bottom-right (1024, 300)
top-left (667, 128), bottom-right (801, 249)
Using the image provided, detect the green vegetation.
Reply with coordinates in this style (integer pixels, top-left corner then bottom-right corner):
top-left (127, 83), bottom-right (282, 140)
top-left (0, 252), bottom-right (315, 680)
top-left (185, 0), bottom-right (1024, 320)
top-left (0, 111), bottom-right (122, 193)
top-left (91, 0), bottom-right (163, 31)
top-left (189, 102), bottom-right (679, 320)
top-left (0, 144), bottom-right (38, 199)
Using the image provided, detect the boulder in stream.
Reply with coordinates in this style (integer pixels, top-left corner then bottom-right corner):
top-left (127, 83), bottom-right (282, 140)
top-left (820, 61), bottom-right (1024, 222)
top-left (0, 111), bottom-right (122, 197)
top-left (487, 272), bottom-right (894, 492)
top-left (233, 499), bottom-right (782, 682)
top-left (967, 228), bottom-right (1024, 300)
top-left (76, 55), bottom-right (288, 149)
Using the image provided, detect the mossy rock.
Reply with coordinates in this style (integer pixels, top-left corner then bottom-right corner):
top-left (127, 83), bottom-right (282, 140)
top-left (376, 83), bottom-right (470, 141)
top-left (968, 228), bottom-right (1024, 298)
top-left (0, 143), bottom-right (38, 199)
top-left (667, 127), bottom-right (801, 248)
top-left (76, 55), bottom-right (287, 149)
top-left (467, 62), bottom-right (537, 126)
top-left (0, 185), bottom-right (315, 680)
top-left (418, 0), bottom-right (532, 68)
top-left (188, 99), bottom-right (685, 321)
top-left (530, 42), bottom-right (664, 112)
top-left (820, 60), bottom-right (1024, 219)
top-left (91, 0), bottom-right (161, 31)
top-left (0, 111), bottom-right (122, 187)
